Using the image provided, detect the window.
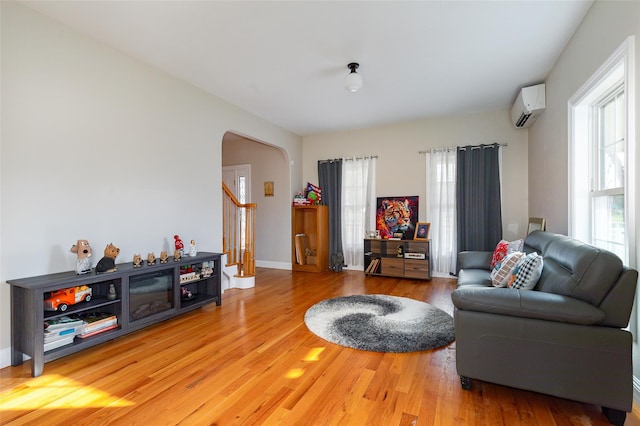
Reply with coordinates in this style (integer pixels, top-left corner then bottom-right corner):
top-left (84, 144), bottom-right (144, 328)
top-left (592, 86), bottom-right (625, 259)
top-left (341, 157), bottom-right (376, 269)
top-left (426, 148), bottom-right (457, 275)
top-left (569, 37), bottom-right (635, 265)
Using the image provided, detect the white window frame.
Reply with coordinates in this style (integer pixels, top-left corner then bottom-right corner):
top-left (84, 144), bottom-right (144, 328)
top-left (568, 37), bottom-right (636, 267)
top-left (590, 85), bottom-right (626, 257)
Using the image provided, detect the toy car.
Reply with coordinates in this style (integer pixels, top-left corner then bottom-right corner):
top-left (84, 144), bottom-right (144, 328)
top-left (44, 285), bottom-right (92, 312)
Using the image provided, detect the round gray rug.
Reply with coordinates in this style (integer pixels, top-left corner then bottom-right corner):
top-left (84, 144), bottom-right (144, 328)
top-left (304, 294), bottom-right (455, 352)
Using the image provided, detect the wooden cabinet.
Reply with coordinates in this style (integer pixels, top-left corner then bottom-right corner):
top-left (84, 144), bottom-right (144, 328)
top-left (364, 239), bottom-right (431, 280)
top-left (292, 205), bottom-right (329, 272)
top-left (7, 252), bottom-right (221, 377)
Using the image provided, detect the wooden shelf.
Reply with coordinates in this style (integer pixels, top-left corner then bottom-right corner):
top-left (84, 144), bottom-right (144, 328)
top-left (364, 239), bottom-right (431, 280)
top-left (292, 205), bottom-right (329, 272)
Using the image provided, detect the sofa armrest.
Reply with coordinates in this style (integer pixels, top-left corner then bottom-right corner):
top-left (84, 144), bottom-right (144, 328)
top-left (458, 251), bottom-right (493, 271)
top-left (451, 287), bottom-right (605, 325)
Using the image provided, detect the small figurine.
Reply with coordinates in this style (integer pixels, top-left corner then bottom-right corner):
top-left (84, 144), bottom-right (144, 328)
top-left (397, 245), bottom-right (404, 258)
top-left (201, 263), bottom-right (212, 277)
top-left (133, 254), bottom-right (143, 268)
top-left (181, 286), bottom-right (194, 300)
top-left (147, 252), bottom-right (156, 266)
top-left (173, 249), bottom-right (182, 262)
top-left (293, 191), bottom-right (309, 205)
top-left (70, 239), bottom-right (92, 275)
top-left (174, 235), bottom-right (184, 257)
top-left (159, 251), bottom-right (169, 264)
top-left (189, 240), bottom-right (197, 257)
top-left (107, 283), bottom-right (117, 301)
top-left (95, 243), bottom-right (120, 274)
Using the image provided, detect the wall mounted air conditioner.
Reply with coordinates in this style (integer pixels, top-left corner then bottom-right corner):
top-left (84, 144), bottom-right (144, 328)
top-left (511, 83), bottom-right (546, 128)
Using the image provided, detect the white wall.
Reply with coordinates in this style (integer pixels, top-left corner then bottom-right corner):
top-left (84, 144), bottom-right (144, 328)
top-left (529, 1), bottom-right (639, 235)
top-left (528, 0), bottom-right (640, 402)
top-left (0, 2), bottom-right (302, 368)
top-left (302, 109), bottom-right (529, 240)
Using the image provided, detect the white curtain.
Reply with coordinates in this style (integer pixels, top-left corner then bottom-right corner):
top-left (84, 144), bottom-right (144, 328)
top-left (341, 157), bottom-right (377, 269)
top-left (426, 148), bottom-right (457, 275)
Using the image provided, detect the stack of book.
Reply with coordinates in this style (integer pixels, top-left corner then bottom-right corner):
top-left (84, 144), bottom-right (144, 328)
top-left (294, 234), bottom-right (309, 265)
top-left (365, 258), bottom-right (380, 274)
top-left (43, 316), bottom-right (84, 352)
top-left (75, 312), bottom-right (118, 339)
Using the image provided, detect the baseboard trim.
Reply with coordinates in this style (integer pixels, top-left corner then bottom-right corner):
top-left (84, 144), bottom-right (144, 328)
top-left (633, 375), bottom-right (640, 410)
top-left (255, 261), bottom-right (367, 271)
top-left (255, 260), bottom-right (291, 270)
top-left (0, 347), bottom-right (29, 370)
top-left (0, 347), bottom-right (11, 370)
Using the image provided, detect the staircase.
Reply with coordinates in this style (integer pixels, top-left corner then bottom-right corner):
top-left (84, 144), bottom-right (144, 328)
top-left (222, 182), bottom-right (256, 290)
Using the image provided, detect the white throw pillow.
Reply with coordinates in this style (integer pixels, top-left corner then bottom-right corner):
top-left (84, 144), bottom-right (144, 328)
top-left (490, 251), bottom-right (525, 288)
top-left (510, 252), bottom-right (544, 290)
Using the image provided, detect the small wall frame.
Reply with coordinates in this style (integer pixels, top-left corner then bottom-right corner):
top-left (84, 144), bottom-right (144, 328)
top-left (414, 222), bottom-right (431, 240)
top-left (527, 217), bottom-right (546, 234)
top-left (264, 181), bottom-right (274, 197)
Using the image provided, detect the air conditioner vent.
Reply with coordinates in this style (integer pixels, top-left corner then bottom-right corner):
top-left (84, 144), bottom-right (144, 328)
top-left (511, 84), bottom-right (545, 128)
top-left (515, 112), bottom-right (531, 128)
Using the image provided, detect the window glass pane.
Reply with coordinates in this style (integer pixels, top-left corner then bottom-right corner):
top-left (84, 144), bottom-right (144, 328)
top-left (238, 176), bottom-right (246, 250)
top-left (602, 144), bottom-right (615, 188)
top-left (615, 92), bottom-right (625, 141)
top-left (598, 92), bottom-right (625, 190)
top-left (614, 139), bottom-right (624, 188)
top-left (601, 143), bottom-right (624, 189)
top-left (592, 194), bottom-right (625, 260)
top-left (602, 100), bottom-right (615, 145)
top-left (238, 176), bottom-right (246, 204)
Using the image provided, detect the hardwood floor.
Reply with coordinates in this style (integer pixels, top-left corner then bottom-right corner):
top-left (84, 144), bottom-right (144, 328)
top-left (1, 268), bottom-right (639, 425)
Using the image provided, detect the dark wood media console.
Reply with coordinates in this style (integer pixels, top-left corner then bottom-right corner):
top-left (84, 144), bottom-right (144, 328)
top-left (7, 251), bottom-right (221, 377)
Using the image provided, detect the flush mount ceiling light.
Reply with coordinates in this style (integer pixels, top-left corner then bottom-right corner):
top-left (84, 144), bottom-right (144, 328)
top-left (345, 62), bottom-right (363, 93)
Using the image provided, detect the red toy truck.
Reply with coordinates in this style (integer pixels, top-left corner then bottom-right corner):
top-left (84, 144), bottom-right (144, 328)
top-left (44, 285), bottom-right (92, 312)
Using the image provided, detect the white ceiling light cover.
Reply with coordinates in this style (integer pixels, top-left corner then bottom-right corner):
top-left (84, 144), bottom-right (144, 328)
top-left (345, 63), bottom-right (363, 92)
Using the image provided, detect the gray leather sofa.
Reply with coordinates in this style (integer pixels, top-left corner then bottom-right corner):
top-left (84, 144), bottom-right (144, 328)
top-left (452, 231), bottom-right (638, 425)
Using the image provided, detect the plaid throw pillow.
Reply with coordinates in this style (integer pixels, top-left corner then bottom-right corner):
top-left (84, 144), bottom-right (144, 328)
top-left (510, 252), bottom-right (543, 290)
top-left (490, 251), bottom-right (525, 287)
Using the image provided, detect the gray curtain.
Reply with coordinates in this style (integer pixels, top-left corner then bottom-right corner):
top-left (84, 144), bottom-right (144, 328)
top-left (456, 144), bottom-right (502, 253)
top-left (318, 159), bottom-right (344, 271)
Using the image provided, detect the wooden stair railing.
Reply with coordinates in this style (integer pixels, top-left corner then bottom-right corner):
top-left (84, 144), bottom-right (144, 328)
top-left (222, 182), bottom-right (256, 277)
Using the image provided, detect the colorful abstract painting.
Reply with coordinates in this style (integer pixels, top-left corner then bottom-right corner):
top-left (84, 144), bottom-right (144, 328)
top-left (375, 196), bottom-right (419, 240)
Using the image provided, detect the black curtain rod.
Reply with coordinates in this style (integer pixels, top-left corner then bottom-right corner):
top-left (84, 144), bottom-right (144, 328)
top-left (318, 155), bottom-right (378, 164)
top-left (418, 143), bottom-right (507, 154)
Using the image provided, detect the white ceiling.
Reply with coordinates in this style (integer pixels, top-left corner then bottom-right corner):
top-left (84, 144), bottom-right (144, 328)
top-left (24, 1), bottom-right (593, 136)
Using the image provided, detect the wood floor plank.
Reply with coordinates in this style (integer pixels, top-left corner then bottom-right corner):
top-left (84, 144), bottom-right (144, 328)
top-left (1, 269), bottom-right (639, 425)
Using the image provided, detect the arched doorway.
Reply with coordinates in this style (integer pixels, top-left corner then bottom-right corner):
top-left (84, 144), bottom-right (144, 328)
top-left (221, 131), bottom-right (292, 280)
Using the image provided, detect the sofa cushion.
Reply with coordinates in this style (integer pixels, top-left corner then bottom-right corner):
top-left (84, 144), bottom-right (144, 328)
top-left (522, 230), bottom-right (554, 254)
top-left (534, 234), bottom-right (623, 306)
top-left (491, 251), bottom-right (525, 287)
top-left (510, 252), bottom-right (543, 290)
top-left (490, 239), bottom-right (524, 269)
top-left (458, 251), bottom-right (493, 271)
top-left (451, 287), bottom-right (606, 325)
top-left (457, 268), bottom-right (492, 287)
